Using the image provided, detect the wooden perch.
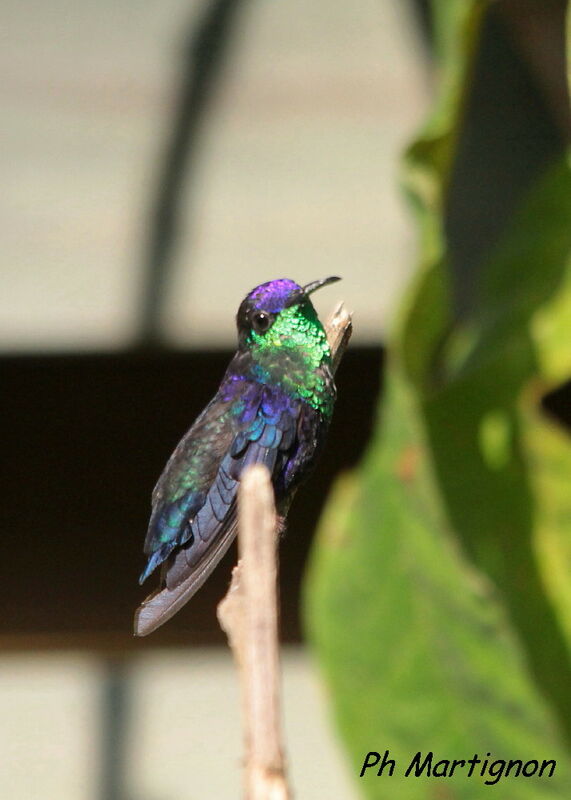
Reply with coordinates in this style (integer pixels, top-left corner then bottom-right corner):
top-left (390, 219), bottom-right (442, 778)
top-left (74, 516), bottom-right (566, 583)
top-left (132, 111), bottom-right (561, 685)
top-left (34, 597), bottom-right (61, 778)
top-left (326, 301), bottom-right (353, 375)
top-left (216, 303), bottom-right (352, 799)
top-left (218, 466), bottom-right (289, 800)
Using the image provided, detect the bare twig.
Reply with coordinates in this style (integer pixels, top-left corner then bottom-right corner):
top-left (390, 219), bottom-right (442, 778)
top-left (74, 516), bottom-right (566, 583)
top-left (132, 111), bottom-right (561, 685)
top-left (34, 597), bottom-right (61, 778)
top-left (217, 302), bottom-right (352, 799)
top-left (218, 466), bottom-right (289, 800)
top-left (326, 301), bottom-right (353, 375)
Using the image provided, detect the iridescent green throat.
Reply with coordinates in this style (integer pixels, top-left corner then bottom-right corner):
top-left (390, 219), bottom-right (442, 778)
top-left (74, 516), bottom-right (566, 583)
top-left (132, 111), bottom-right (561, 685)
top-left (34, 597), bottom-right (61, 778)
top-left (246, 304), bottom-right (333, 417)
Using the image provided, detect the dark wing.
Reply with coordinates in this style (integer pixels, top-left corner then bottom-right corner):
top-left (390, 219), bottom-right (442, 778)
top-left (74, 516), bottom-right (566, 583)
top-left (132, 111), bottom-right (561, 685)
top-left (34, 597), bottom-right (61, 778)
top-left (135, 384), bottom-right (301, 635)
top-left (139, 394), bottom-right (236, 583)
top-left (280, 401), bottom-right (331, 494)
top-left (135, 513), bottom-right (240, 637)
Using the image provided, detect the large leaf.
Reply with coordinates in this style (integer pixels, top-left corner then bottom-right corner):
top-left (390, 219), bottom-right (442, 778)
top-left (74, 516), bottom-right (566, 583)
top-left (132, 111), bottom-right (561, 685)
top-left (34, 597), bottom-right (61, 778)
top-left (306, 369), bottom-right (570, 799)
top-left (420, 161), bottom-right (571, 734)
top-left (304, 0), bottom-right (571, 797)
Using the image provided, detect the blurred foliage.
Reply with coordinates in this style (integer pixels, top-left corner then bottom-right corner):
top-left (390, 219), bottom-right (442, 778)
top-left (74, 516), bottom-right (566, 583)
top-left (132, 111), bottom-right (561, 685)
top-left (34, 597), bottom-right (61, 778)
top-left (305, 0), bottom-right (571, 797)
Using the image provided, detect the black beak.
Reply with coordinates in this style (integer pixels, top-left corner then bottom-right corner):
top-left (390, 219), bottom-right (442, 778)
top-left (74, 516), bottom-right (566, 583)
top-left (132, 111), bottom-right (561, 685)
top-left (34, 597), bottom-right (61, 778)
top-left (302, 276), bottom-right (341, 296)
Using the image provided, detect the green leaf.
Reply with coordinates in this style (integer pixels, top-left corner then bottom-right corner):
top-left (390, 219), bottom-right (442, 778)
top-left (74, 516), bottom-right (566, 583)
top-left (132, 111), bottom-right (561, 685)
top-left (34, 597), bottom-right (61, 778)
top-left (399, 0), bottom-right (486, 390)
top-left (304, 0), bottom-right (571, 797)
top-left (306, 370), bottom-right (571, 799)
top-left (419, 160), bottom-right (571, 737)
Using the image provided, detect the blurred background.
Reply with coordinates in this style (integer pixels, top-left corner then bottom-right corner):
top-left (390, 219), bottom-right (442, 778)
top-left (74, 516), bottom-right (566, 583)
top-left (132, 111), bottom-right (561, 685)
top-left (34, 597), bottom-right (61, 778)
top-left (2, 0), bottom-right (426, 352)
top-left (2, 1), bottom-right (427, 798)
top-left (4, 0), bottom-right (571, 798)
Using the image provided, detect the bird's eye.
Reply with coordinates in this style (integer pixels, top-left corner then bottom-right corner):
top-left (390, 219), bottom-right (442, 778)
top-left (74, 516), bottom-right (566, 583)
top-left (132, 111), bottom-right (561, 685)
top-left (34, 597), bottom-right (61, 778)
top-left (251, 310), bottom-right (272, 334)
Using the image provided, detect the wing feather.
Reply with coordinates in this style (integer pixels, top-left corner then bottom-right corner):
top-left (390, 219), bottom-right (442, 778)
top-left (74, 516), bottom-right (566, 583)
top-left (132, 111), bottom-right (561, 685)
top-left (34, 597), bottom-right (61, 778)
top-left (136, 382), bottom-right (311, 635)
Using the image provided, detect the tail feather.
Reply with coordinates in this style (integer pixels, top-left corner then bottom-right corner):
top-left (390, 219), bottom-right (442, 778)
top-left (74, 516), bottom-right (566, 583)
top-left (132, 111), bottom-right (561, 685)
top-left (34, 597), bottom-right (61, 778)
top-left (134, 516), bottom-right (238, 636)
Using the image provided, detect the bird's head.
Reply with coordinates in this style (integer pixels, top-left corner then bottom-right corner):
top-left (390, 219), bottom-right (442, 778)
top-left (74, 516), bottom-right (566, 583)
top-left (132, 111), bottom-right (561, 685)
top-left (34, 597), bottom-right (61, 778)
top-left (236, 276), bottom-right (340, 351)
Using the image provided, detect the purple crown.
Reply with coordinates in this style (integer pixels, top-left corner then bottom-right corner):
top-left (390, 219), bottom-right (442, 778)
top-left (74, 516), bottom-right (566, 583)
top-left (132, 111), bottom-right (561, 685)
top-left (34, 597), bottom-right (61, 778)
top-left (247, 279), bottom-right (303, 313)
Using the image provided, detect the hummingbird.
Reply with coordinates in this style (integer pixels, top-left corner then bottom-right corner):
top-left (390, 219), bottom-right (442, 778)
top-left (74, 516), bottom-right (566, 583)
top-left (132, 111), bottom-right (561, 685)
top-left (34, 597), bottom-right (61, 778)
top-left (135, 276), bottom-right (341, 635)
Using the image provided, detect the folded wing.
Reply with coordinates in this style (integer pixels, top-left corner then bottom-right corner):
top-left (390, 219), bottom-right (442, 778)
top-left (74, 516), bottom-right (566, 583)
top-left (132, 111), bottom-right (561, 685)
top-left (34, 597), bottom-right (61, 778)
top-left (136, 384), bottom-right (302, 635)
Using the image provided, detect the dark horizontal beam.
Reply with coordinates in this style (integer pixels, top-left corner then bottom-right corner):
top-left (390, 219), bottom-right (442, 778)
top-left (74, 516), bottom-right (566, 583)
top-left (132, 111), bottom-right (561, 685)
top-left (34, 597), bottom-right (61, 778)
top-left (1, 346), bottom-right (382, 650)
